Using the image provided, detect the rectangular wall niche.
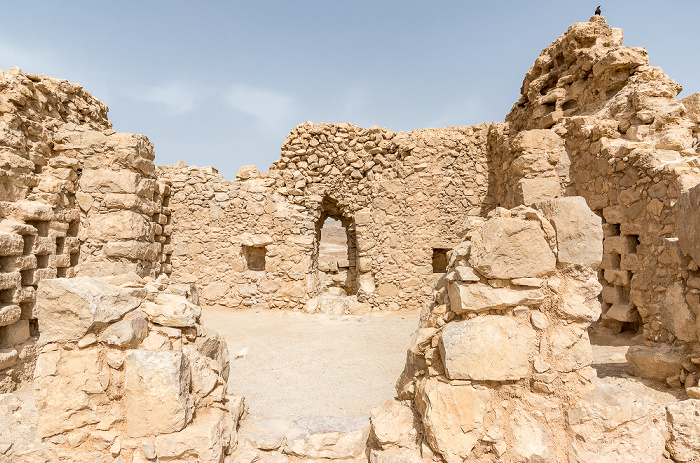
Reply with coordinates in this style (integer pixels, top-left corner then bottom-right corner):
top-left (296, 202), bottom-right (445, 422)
top-left (243, 246), bottom-right (266, 271)
top-left (432, 248), bottom-right (450, 273)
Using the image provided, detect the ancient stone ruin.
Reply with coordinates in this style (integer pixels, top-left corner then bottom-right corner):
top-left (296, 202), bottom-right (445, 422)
top-left (2, 14), bottom-right (700, 463)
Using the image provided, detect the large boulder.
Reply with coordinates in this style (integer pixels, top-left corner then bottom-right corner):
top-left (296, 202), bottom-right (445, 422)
top-left (36, 278), bottom-right (144, 344)
top-left (414, 378), bottom-right (490, 463)
top-left (282, 415), bottom-right (371, 459)
top-left (124, 350), bottom-right (193, 438)
top-left (370, 399), bottom-right (417, 449)
top-left (626, 344), bottom-right (684, 380)
top-left (469, 217), bottom-right (556, 279)
top-left (535, 196), bottom-right (603, 268)
top-left (567, 379), bottom-right (667, 463)
top-left (439, 315), bottom-right (537, 381)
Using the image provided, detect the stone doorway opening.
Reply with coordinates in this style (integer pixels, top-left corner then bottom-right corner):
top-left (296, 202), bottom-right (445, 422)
top-left (310, 197), bottom-right (359, 295)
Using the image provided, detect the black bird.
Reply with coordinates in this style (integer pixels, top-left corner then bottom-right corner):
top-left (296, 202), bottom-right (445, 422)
top-left (595, 5), bottom-right (601, 15)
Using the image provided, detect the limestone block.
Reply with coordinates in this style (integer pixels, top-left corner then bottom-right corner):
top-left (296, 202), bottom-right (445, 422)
top-left (124, 349), bottom-right (192, 437)
top-left (414, 378), bottom-right (490, 463)
top-left (660, 282), bottom-right (697, 342)
top-left (182, 345), bottom-right (220, 401)
top-left (36, 278), bottom-right (143, 344)
top-left (516, 177), bottom-right (561, 206)
top-left (98, 317), bottom-right (148, 348)
top-left (556, 269), bottom-right (602, 322)
top-left (469, 217), bottom-right (556, 279)
top-left (195, 327), bottom-right (230, 382)
top-left (447, 282), bottom-right (542, 314)
top-left (666, 399), bottom-right (700, 463)
top-left (86, 210), bottom-right (150, 241)
top-left (154, 409), bottom-right (234, 463)
top-left (0, 319), bottom-right (30, 347)
top-left (0, 232), bottom-right (24, 256)
top-left (510, 407), bottom-right (554, 463)
top-left (237, 165), bottom-right (260, 180)
top-left (140, 293), bottom-right (201, 327)
top-left (0, 305), bottom-right (20, 327)
top-left (79, 169), bottom-right (143, 195)
top-left (535, 196), bottom-right (603, 268)
top-left (0, 200), bottom-right (53, 221)
top-left (103, 240), bottom-right (159, 261)
top-left (282, 415), bottom-right (371, 459)
top-left (370, 399), bottom-right (417, 449)
top-left (239, 417), bottom-right (296, 450)
top-left (439, 316), bottom-right (536, 381)
top-left (626, 345), bottom-right (683, 380)
top-left (546, 323), bottom-right (592, 373)
top-left (567, 379), bottom-right (666, 463)
top-left (34, 348), bottom-right (109, 437)
top-left (0, 347), bottom-right (18, 370)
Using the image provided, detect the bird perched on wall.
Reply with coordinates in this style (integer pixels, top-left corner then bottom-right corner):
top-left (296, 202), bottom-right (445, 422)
top-left (595, 5), bottom-right (601, 15)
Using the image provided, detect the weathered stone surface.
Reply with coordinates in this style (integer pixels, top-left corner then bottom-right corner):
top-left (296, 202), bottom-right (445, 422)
top-left (439, 316), bottom-right (537, 381)
top-left (154, 409), bottom-right (234, 463)
top-left (546, 323), bottom-right (592, 373)
top-left (124, 349), bottom-right (192, 437)
top-left (626, 345), bottom-right (684, 380)
top-left (0, 347), bottom-right (18, 370)
top-left (414, 378), bottom-right (490, 463)
top-left (98, 317), bottom-right (148, 348)
top-left (0, 232), bottom-right (24, 257)
top-left (0, 320), bottom-right (30, 347)
top-left (536, 196), bottom-right (603, 268)
top-left (370, 399), bottom-right (417, 449)
top-left (0, 305), bottom-right (20, 328)
top-left (469, 217), bottom-right (556, 279)
top-left (239, 417), bottom-right (296, 450)
top-left (567, 379), bottom-right (667, 463)
top-left (36, 278), bottom-right (143, 344)
top-left (511, 407), bottom-right (554, 463)
top-left (447, 281), bottom-right (542, 314)
top-left (516, 177), bottom-right (561, 206)
top-left (282, 415), bottom-right (370, 459)
top-left (34, 348), bottom-right (108, 437)
top-left (140, 293), bottom-right (201, 327)
top-left (660, 282), bottom-right (697, 343)
top-left (556, 269), bottom-right (602, 322)
top-left (666, 399), bottom-right (700, 462)
top-left (676, 182), bottom-right (700, 266)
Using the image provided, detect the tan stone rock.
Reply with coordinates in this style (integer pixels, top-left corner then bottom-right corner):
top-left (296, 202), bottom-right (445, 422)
top-left (414, 377), bottom-right (490, 463)
top-left (0, 347), bottom-right (18, 370)
top-left (140, 293), bottom-right (201, 327)
top-left (0, 305), bottom-right (20, 328)
top-left (282, 415), bottom-right (370, 459)
top-left (626, 345), bottom-right (684, 380)
top-left (556, 269), bottom-right (602, 322)
top-left (666, 399), bottom-right (700, 462)
top-left (34, 348), bottom-right (108, 437)
top-left (535, 196), bottom-right (603, 268)
top-left (98, 317), bottom-right (149, 348)
top-left (546, 323), bottom-right (592, 373)
top-left (447, 281), bottom-right (542, 314)
top-left (0, 319), bottom-right (30, 347)
top-left (154, 409), bottom-right (234, 463)
top-left (36, 278), bottom-right (143, 344)
top-left (510, 407), bottom-right (554, 463)
top-left (124, 349), bottom-right (192, 438)
top-left (469, 217), bottom-right (556, 279)
top-left (370, 447), bottom-right (424, 463)
top-left (516, 177), bottom-right (562, 206)
top-left (440, 315), bottom-right (536, 381)
top-left (370, 399), bottom-right (417, 449)
top-left (567, 379), bottom-right (666, 463)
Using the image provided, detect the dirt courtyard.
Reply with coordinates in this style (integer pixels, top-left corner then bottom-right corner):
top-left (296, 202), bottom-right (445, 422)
top-left (201, 307), bottom-right (420, 419)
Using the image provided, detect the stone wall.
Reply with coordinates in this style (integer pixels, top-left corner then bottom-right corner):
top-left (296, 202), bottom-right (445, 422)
top-left (161, 123), bottom-right (493, 312)
top-left (0, 68), bottom-right (171, 392)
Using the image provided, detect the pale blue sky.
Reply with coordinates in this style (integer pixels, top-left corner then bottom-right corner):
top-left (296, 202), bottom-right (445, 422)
top-left (1, 1), bottom-right (698, 179)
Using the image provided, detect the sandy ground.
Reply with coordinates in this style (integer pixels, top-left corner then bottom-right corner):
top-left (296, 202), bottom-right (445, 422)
top-left (201, 307), bottom-right (420, 419)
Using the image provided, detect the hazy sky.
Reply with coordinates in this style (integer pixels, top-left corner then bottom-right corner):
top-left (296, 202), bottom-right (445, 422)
top-left (1, 1), bottom-right (698, 179)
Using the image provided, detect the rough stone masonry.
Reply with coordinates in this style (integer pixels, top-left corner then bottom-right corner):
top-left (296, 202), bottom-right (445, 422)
top-left (1, 13), bottom-right (700, 463)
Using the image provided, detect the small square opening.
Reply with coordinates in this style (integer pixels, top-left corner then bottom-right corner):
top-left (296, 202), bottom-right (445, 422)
top-left (243, 246), bottom-right (266, 271)
top-left (432, 248), bottom-right (450, 274)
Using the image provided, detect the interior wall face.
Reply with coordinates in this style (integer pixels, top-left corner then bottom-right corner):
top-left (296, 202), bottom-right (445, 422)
top-left (163, 123), bottom-right (493, 312)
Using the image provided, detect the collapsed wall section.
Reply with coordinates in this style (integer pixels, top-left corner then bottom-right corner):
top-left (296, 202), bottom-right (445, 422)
top-left (483, 16), bottom-right (700, 385)
top-left (0, 68), bottom-right (171, 392)
top-left (163, 123), bottom-right (494, 312)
